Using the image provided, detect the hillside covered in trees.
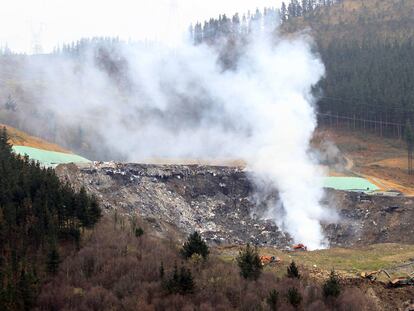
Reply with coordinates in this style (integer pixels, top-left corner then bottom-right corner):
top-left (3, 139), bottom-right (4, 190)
top-left (0, 128), bottom-right (101, 310)
top-left (190, 0), bottom-right (414, 138)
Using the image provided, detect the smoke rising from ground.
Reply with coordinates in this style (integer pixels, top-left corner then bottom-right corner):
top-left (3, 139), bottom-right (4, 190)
top-left (16, 23), bottom-right (335, 248)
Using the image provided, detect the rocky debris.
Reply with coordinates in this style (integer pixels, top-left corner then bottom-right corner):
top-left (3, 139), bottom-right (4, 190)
top-left (403, 300), bottom-right (414, 311)
top-left (323, 190), bottom-right (414, 247)
top-left (56, 162), bottom-right (414, 248)
top-left (56, 162), bottom-right (291, 247)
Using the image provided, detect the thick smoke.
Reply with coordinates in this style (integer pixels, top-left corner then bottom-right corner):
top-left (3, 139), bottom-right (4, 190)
top-left (18, 22), bottom-right (335, 248)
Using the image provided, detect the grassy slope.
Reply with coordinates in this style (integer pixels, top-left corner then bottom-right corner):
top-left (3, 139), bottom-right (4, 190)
top-left (219, 243), bottom-right (414, 281)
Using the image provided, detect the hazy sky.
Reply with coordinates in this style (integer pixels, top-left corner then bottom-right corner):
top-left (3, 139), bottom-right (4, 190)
top-left (0, 0), bottom-right (282, 53)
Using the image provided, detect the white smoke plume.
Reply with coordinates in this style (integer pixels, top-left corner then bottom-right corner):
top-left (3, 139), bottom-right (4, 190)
top-left (14, 13), bottom-right (336, 249)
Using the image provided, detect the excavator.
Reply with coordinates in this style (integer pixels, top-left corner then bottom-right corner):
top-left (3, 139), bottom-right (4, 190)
top-left (360, 270), bottom-right (414, 287)
top-left (360, 269), bottom-right (391, 281)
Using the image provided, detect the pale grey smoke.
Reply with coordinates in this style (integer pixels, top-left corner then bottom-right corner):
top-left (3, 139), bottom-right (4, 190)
top-left (20, 26), bottom-right (335, 249)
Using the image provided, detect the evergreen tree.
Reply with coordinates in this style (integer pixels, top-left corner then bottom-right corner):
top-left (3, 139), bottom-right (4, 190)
top-left (181, 231), bottom-right (209, 260)
top-left (164, 264), bottom-right (195, 295)
top-left (135, 226), bottom-right (144, 237)
top-left (266, 289), bottom-right (279, 311)
top-left (287, 261), bottom-right (300, 279)
top-left (46, 245), bottom-right (60, 275)
top-left (280, 2), bottom-right (288, 22)
top-left (0, 126), bottom-right (12, 154)
top-left (287, 287), bottom-right (302, 309)
top-left (323, 270), bottom-right (341, 299)
top-left (0, 128), bottom-right (101, 307)
top-left (236, 243), bottom-right (262, 280)
top-left (17, 269), bottom-right (37, 311)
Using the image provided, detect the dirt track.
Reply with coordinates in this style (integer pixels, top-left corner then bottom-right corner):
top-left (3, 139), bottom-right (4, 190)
top-left (315, 128), bottom-right (414, 195)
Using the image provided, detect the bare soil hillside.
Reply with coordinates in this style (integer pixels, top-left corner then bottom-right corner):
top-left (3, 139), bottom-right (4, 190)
top-left (315, 128), bottom-right (414, 195)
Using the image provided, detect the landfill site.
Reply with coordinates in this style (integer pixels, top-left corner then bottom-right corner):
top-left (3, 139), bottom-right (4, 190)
top-left (6, 123), bottom-right (414, 309)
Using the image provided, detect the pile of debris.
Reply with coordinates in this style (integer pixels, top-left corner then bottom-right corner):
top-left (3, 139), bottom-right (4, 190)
top-left (57, 162), bottom-right (291, 247)
top-left (56, 162), bottom-right (414, 247)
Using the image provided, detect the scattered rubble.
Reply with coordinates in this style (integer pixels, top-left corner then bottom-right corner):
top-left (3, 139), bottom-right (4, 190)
top-left (56, 162), bottom-right (291, 246)
top-left (56, 162), bottom-right (414, 247)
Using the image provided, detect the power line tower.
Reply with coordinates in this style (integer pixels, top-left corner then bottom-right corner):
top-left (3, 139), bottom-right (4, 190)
top-left (30, 21), bottom-right (45, 54)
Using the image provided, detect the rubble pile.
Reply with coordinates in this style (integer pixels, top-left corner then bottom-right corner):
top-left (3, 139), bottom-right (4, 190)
top-left (323, 190), bottom-right (414, 246)
top-left (56, 162), bottom-right (414, 247)
top-left (56, 162), bottom-right (291, 247)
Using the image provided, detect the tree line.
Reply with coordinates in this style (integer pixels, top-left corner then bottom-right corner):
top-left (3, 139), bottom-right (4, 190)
top-left (0, 127), bottom-right (101, 310)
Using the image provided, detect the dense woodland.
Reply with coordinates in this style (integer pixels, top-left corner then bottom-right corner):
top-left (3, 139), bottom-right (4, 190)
top-left (0, 128), bottom-right (101, 310)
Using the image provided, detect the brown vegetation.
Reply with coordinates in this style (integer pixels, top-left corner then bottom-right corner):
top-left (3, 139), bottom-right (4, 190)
top-left (0, 123), bottom-right (70, 153)
top-left (34, 216), bottom-right (374, 311)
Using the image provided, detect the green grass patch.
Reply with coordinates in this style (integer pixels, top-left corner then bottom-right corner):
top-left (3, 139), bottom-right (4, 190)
top-left (218, 244), bottom-right (414, 279)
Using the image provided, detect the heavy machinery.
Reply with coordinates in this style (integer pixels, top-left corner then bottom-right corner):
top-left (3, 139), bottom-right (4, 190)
top-left (360, 269), bottom-right (391, 281)
top-left (292, 244), bottom-right (308, 251)
top-left (360, 270), bottom-right (414, 287)
top-left (260, 255), bottom-right (281, 266)
top-left (388, 273), bottom-right (414, 288)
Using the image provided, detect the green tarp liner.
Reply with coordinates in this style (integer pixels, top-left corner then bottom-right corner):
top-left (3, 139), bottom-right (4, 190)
top-left (12, 146), bottom-right (90, 167)
top-left (323, 176), bottom-right (379, 192)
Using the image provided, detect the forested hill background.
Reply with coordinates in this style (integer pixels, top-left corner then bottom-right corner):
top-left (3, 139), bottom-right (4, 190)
top-left (191, 0), bottom-right (414, 138)
top-left (282, 0), bottom-right (414, 45)
top-left (0, 0), bottom-right (413, 160)
top-left (282, 0), bottom-right (414, 136)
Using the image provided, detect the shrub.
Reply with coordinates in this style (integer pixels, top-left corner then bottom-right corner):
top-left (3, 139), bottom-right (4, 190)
top-left (135, 227), bottom-right (144, 237)
top-left (323, 270), bottom-right (341, 299)
top-left (286, 287), bottom-right (302, 309)
top-left (287, 261), bottom-right (300, 279)
top-left (236, 243), bottom-right (262, 280)
top-left (266, 289), bottom-right (279, 311)
top-left (181, 231), bottom-right (209, 260)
